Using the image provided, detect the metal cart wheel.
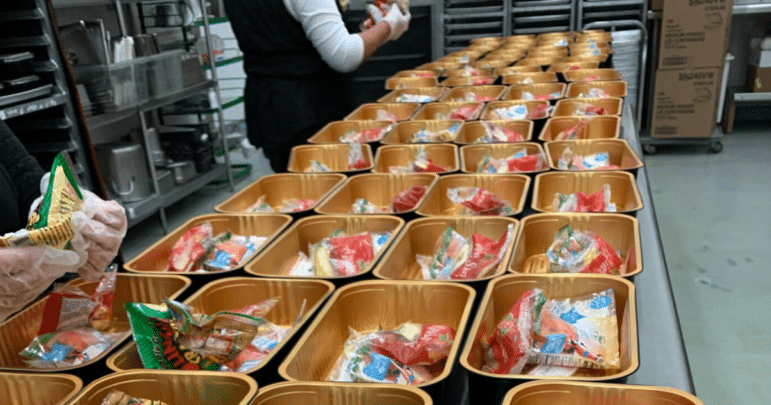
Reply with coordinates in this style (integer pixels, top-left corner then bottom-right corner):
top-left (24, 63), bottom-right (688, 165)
top-left (643, 144), bottom-right (657, 155)
top-left (708, 140), bottom-right (723, 154)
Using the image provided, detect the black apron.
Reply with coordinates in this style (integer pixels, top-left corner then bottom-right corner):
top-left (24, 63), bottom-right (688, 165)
top-left (225, 0), bottom-right (356, 172)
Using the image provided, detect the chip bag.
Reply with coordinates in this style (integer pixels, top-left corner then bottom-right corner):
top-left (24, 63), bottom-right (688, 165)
top-left (391, 185), bottom-right (428, 213)
top-left (554, 120), bottom-right (587, 140)
top-left (419, 224), bottom-right (514, 280)
top-left (553, 184), bottom-right (616, 213)
top-left (1, 153), bottom-right (84, 249)
top-left (449, 224), bottom-right (514, 280)
top-left (545, 225), bottom-right (623, 275)
top-left (125, 299), bottom-right (270, 371)
top-left (101, 390), bottom-right (170, 405)
top-left (447, 187), bottom-right (513, 216)
top-left (476, 122), bottom-right (524, 143)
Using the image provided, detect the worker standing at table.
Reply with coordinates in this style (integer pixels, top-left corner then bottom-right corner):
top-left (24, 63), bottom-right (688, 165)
top-left (224, 0), bottom-right (411, 172)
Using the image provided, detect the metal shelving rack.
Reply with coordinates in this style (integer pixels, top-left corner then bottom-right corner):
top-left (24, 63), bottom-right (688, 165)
top-left (512, 0), bottom-right (574, 34)
top-left (49, 0), bottom-right (235, 231)
top-left (0, 0), bottom-right (95, 190)
top-left (440, 0), bottom-right (510, 54)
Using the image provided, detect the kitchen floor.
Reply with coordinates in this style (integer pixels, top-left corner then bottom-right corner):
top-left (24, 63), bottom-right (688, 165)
top-left (121, 124), bottom-right (769, 404)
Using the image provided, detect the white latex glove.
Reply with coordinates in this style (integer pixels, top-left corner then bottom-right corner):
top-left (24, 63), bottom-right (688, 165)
top-left (383, 3), bottom-right (411, 42)
top-left (69, 189), bottom-right (127, 282)
top-left (0, 245), bottom-right (80, 323)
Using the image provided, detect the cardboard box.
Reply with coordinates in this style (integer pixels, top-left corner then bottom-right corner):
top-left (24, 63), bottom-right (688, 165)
top-left (650, 0), bottom-right (663, 11)
top-left (658, 0), bottom-right (733, 70)
top-left (746, 65), bottom-right (771, 92)
top-left (749, 47), bottom-right (771, 68)
top-left (651, 67), bottom-right (721, 138)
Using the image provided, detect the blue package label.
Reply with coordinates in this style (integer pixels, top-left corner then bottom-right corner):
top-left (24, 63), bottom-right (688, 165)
top-left (559, 307), bottom-right (585, 324)
top-left (590, 294), bottom-right (611, 309)
top-left (540, 334), bottom-right (567, 354)
top-left (363, 352), bottom-right (393, 381)
top-left (41, 342), bottom-right (72, 362)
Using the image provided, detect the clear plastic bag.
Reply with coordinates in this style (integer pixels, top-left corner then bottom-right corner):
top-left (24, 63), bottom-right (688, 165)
top-left (578, 88), bottom-right (611, 98)
top-left (376, 109), bottom-right (399, 122)
top-left (521, 91), bottom-right (560, 101)
top-left (545, 225), bottom-right (623, 275)
top-left (391, 185), bottom-right (428, 212)
top-left (553, 184), bottom-right (616, 213)
top-left (448, 104), bottom-right (482, 121)
top-left (395, 93), bottom-right (435, 103)
top-left (340, 123), bottom-right (394, 143)
top-left (348, 143), bottom-right (369, 170)
top-left (20, 327), bottom-right (123, 368)
top-left (288, 231), bottom-right (391, 277)
top-left (446, 187), bottom-right (513, 216)
top-left (304, 160), bottom-right (332, 173)
top-left (483, 288), bottom-right (544, 374)
top-left (409, 122), bottom-right (461, 143)
top-left (556, 147), bottom-right (618, 171)
top-left (101, 390), bottom-right (170, 405)
top-left (554, 120), bottom-right (587, 140)
top-left (419, 224), bottom-right (514, 280)
top-left (491, 105), bottom-right (528, 120)
top-left (246, 195), bottom-right (275, 213)
top-left (350, 198), bottom-right (391, 214)
top-left (329, 322), bottom-right (454, 385)
top-left (573, 102), bottom-right (607, 116)
top-left (278, 198), bottom-right (316, 213)
top-left (477, 150), bottom-right (548, 174)
top-left (476, 122), bottom-right (524, 143)
top-left (389, 147), bottom-right (445, 173)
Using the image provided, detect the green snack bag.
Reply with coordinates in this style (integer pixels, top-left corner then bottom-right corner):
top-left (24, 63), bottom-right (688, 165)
top-left (125, 299), bottom-right (268, 371)
top-left (1, 152), bottom-right (84, 248)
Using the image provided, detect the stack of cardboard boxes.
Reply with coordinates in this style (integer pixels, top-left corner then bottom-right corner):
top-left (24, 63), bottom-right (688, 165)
top-left (746, 38), bottom-right (771, 92)
top-left (651, 0), bottom-right (733, 138)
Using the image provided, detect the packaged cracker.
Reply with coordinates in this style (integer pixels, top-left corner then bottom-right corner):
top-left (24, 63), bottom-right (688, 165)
top-left (20, 327), bottom-right (123, 368)
top-left (288, 231), bottom-right (391, 277)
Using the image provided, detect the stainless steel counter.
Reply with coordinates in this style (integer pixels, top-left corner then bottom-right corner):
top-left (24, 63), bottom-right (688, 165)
top-left (620, 103), bottom-right (695, 393)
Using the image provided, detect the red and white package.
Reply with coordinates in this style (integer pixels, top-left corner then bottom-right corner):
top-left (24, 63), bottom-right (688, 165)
top-left (328, 232), bottom-right (376, 277)
top-left (369, 323), bottom-right (456, 366)
top-left (477, 122), bottom-right (524, 143)
top-left (525, 103), bottom-right (551, 120)
top-left (554, 120), bottom-right (587, 140)
top-left (38, 265), bottom-right (117, 335)
top-left (574, 103), bottom-right (607, 116)
top-left (446, 187), bottom-right (513, 216)
top-left (391, 185), bottom-right (428, 213)
top-left (377, 109), bottom-right (399, 122)
top-left (581, 233), bottom-right (623, 275)
top-left (483, 288), bottom-right (544, 374)
top-left (582, 75), bottom-right (601, 81)
top-left (165, 223), bottom-right (214, 272)
top-left (451, 224), bottom-right (514, 280)
top-left (449, 104), bottom-right (483, 121)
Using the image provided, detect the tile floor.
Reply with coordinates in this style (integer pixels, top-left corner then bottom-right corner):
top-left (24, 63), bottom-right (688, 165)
top-left (122, 124), bottom-right (770, 404)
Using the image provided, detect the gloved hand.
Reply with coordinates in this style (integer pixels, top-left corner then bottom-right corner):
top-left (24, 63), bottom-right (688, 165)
top-left (383, 3), bottom-right (411, 42)
top-left (0, 245), bottom-right (80, 323)
top-left (69, 189), bottom-right (127, 282)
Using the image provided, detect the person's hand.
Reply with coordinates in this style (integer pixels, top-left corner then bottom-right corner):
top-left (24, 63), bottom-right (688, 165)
top-left (70, 190), bottom-right (127, 282)
top-left (383, 3), bottom-right (410, 42)
top-left (0, 245), bottom-right (80, 323)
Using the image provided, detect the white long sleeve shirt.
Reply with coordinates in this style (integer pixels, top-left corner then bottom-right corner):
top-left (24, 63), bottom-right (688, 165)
top-left (282, 0), bottom-right (365, 73)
